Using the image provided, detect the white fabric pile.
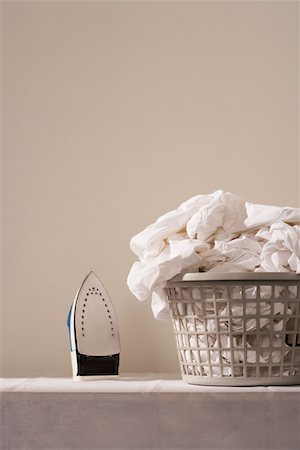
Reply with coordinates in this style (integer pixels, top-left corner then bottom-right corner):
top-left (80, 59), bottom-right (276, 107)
top-left (127, 190), bottom-right (300, 320)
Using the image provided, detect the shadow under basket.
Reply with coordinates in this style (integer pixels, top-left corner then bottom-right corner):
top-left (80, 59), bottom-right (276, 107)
top-left (165, 272), bottom-right (300, 386)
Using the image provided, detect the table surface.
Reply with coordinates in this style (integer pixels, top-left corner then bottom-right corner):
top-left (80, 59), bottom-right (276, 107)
top-left (1, 373), bottom-right (300, 393)
top-left (2, 373), bottom-right (300, 450)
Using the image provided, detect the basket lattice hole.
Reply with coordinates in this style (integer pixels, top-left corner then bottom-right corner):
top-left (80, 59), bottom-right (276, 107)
top-left (235, 336), bottom-right (244, 348)
top-left (205, 301), bottom-right (215, 315)
top-left (274, 286), bottom-right (286, 299)
top-left (202, 287), bottom-right (214, 299)
top-left (246, 349), bottom-right (257, 363)
top-left (286, 332), bottom-right (300, 347)
top-left (245, 286), bottom-right (257, 299)
top-left (214, 286), bottom-right (226, 299)
top-left (288, 286), bottom-right (298, 299)
top-left (179, 350), bottom-right (186, 363)
top-left (230, 303), bottom-right (243, 316)
top-left (273, 335), bottom-right (285, 347)
top-left (233, 350), bottom-right (243, 363)
top-left (285, 317), bottom-right (296, 332)
top-left (230, 286), bottom-right (243, 299)
top-left (261, 336), bottom-right (270, 347)
top-left (170, 303), bottom-right (178, 316)
top-left (181, 334), bottom-right (189, 349)
top-left (259, 318), bottom-right (270, 329)
top-left (181, 287), bottom-right (193, 301)
top-left (221, 350), bottom-right (231, 361)
top-left (260, 285), bottom-right (273, 299)
top-left (274, 302), bottom-right (285, 316)
top-left (177, 302), bottom-right (187, 316)
top-left (259, 367), bottom-right (269, 377)
top-left (285, 333), bottom-right (294, 346)
top-left (218, 301), bottom-right (227, 312)
top-left (287, 301), bottom-right (297, 314)
top-left (218, 318), bottom-right (229, 330)
top-left (246, 302), bottom-right (257, 315)
top-left (193, 301), bottom-right (204, 316)
top-left (272, 350), bottom-right (283, 363)
top-left (191, 288), bottom-right (201, 300)
top-left (260, 302), bottom-right (271, 315)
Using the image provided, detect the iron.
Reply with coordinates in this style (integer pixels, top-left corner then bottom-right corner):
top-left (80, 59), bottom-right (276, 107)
top-left (67, 271), bottom-right (120, 380)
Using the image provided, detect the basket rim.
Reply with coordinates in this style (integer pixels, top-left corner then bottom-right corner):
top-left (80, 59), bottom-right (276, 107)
top-left (167, 272), bottom-right (300, 284)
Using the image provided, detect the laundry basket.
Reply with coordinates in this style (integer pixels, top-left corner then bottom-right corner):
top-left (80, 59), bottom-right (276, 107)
top-left (165, 273), bottom-right (300, 386)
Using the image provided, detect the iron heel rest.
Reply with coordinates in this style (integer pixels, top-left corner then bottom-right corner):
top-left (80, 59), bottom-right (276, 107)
top-left (67, 271), bottom-right (120, 380)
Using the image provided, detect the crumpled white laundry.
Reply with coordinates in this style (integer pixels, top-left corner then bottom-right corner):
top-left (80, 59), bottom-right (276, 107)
top-left (127, 190), bottom-right (300, 320)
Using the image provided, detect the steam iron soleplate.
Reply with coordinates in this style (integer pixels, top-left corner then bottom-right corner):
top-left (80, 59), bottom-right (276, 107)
top-left (67, 271), bottom-right (120, 380)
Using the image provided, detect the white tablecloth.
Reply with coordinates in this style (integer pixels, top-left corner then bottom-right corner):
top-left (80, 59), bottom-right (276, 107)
top-left (1, 374), bottom-right (300, 450)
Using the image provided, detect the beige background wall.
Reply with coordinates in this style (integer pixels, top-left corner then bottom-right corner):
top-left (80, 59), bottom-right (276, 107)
top-left (1, 1), bottom-right (299, 376)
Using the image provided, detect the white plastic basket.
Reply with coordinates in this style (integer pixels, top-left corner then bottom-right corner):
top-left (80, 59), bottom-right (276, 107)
top-left (165, 273), bottom-right (300, 386)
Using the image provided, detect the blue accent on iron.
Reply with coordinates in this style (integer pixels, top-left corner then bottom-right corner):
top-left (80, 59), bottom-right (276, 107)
top-left (67, 304), bottom-right (73, 351)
